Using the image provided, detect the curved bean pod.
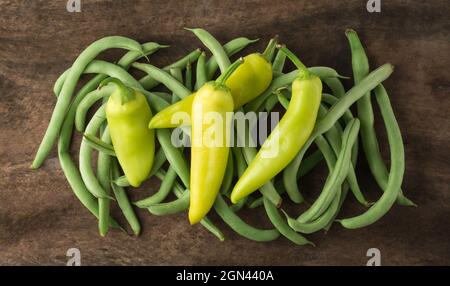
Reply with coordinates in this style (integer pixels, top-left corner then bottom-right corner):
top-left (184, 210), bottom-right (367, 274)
top-left (132, 62), bottom-right (191, 99)
top-left (110, 159), bottom-right (141, 235)
top-left (53, 42), bottom-right (167, 97)
top-left (139, 49), bottom-right (202, 90)
top-left (206, 37), bottom-right (259, 80)
top-left (340, 84), bottom-right (406, 228)
top-left (214, 195), bottom-right (280, 242)
top-left (79, 105), bottom-right (113, 199)
top-left (33, 36), bottom-right (143, 168)
top-left (297, 119), bottom-right (360, 223)
top-left (195, 52), bottom-right (207, 90)
top-left (186, 28), bottom-right (231, 72)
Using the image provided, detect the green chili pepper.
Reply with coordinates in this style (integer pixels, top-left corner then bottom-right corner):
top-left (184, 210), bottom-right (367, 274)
top-left (102, 78), bottom-right (155, 187)
top-left (230, 46), bottom-right (322, 204)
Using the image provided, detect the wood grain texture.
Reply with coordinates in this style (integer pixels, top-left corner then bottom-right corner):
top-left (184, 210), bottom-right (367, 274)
top-left (0, 0), bottom-right (449, 265)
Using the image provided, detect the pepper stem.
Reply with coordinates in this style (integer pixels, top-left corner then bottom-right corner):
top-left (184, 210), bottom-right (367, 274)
top-left (99, 77), bottom-right (135, 104)
top-left (262, 36), bottom-right (278, 62)
top-left (277, 45), bottom-right (310, 78)
top-left (215, 57), bottom-right (244, 86)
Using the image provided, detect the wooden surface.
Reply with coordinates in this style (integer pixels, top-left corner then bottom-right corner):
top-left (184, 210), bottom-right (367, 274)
top-left (0, 0), bottom-right (449, 265)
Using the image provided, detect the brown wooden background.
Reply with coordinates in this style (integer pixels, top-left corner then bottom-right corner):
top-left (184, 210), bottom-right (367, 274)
top-left (0, 0), bottom-right (449, 265)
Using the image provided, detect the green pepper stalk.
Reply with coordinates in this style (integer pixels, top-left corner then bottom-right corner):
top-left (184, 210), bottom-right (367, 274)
top-left (102, 78), bottom-right (155, 188)
top-left (230, 46), bottom-right (323, 204)
top-left (189, 58), bottom-right (244, 224)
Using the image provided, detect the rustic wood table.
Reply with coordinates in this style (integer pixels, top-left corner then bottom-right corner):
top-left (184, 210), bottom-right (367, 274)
top-left (0, 0), bottom-right (449, 265)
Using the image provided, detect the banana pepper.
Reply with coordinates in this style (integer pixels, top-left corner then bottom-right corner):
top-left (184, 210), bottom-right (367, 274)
top-left (189, 59), bottom-right (243, 224)
top-left (103, 78), bottom-right (155, 187)
top-left (230, 46), bottom-right (322, 203)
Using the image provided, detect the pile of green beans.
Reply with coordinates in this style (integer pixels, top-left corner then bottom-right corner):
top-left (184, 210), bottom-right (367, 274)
top-left (32, 28), bottom-right (413, 245)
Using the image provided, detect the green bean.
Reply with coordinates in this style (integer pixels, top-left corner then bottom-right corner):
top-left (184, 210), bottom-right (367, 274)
top-left (298, 119), bottom-right (360, 223)
top-left (340, 84), bottom-right (406, 228)
top-left (199, 217), bottom-right (225, 242)
top-left (195, 52), bottom-right (207, 90)
top-left (323, 120), bottom-right (369, 206)
top-left (81, 133), bottom-right (115, 156)
top-left (261, 37), bottom-right (278, 62)
top-left (264, 95), bottom-right (279, 112)
top-left (110, 160), bottom-right (141, 235)
top-left (139, 49), bottom-right (201, 90)
top-left (170, 67), bottom-right (184, 102)
top-left (228, 148), bottom-right (247, 210)
top-left (132, 62), bottom-right (191, 99)
top-left (309, 67), bottom-right (348, 79)
top-left (283, 63), bottom-right (394, 199)
top-left (285, 131), bottom-right (342, 233)
top-left (263, 197), bottom-right (313, 246)
top-left (318, 103), bottom-right (369, 206)
top-left (230, 196), bottom-right (247, 212)
top-left (185, 61), bottom-right (193, 91)
top-left (148, 190), bottom-right (190, 215)
top-left (286, 188), bottom-right (342, 234)
top-left (152, 91), bottom-right (173, 103)
top-left (53, 42), bottom-right (166, 97)
top-left (134, 167), bottom-right (177, 209)
top-left (186, 28), bottom-right (231, 72)
top-left (58, 85), bottom-right (122, 230)
top-left (277, 92), bottom-right (290, 109)
top-left (323, 77), bottom-right (346, 98)
top-left (214, 195), bottom-right (280, 242)
top-left (118, 42), bottom-right (168, 68)
top-left (247, 196), bottom-right (264, 209)
top-left (272, 46), bottom-right (286, 74)
top-left (32, 36), bottom-right (143, 168)
top-left (97, 126), bottom-right (113, 236)
top-left (297, 150), bottom-right (323, 178)
top-left (79, 105), bottom-right (113, 199)
top-left (82, 60), bottom-right (142, 88)
top-left (324, 187), bottom-right (349, 232)
top-left (346, 30), bottom-right (414, 207)
top-left (114, 148), bottom-right (166, 187)
top-left (206, 37), bottom-right (259, 80)
top-left (155, 128), bottom-right (190, 188)
top-left (149, 171), bottom-right (224, 241)
top-left (232, 147), bottom-right (246, 177)
top-left (75, 85), bottom-right (111, 132)
top-left (220, 153), bottom-right (234, 195)
top-left (321, 93), bottom-right (359, 178)
top-left (53, 69), bottom-right (68, 97)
